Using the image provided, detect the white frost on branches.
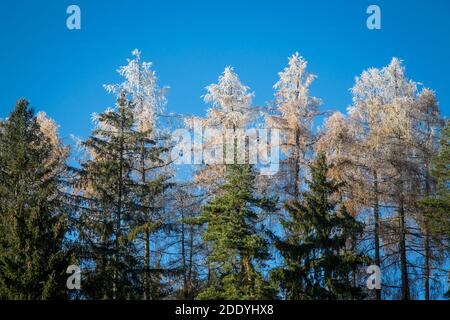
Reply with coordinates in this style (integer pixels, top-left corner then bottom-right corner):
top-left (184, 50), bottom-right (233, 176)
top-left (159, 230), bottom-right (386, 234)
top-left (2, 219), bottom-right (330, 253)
top-left (36, 111), bottom-right (69, 169)
top-left (265, 53), bottom-right (321, 197)
top-left (104, 49), bottom-right (168, 133)
top-left (36, 111), bottom-right (60, 148)
top-left (270, 52), bottom-right (321, 133)
top-left (202, 66), bottom-right (254, 129)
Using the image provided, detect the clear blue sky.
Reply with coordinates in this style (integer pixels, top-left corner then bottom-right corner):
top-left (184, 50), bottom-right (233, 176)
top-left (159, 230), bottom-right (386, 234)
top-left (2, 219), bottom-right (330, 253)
top-left (0, 0), bottom-right (449, 144)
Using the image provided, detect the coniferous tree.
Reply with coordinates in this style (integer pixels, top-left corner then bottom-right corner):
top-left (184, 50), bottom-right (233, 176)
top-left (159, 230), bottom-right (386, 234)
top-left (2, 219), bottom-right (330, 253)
top-left (196, 163), bottom-right (277, 300)
top-left (75, 93), bottom-right (143, 299)
top-left (104, 49), bottom-right (173, 300)
top-left (266, 53), bottom-right (321, 199)
top-left (422, 121), bottom-right (450, 239)
top-left (271, 153), bottom-right (367, 300)
top-left (0, 99), bottom-right (70, 299)
top-left (420, 121), bottom-right (450, 297)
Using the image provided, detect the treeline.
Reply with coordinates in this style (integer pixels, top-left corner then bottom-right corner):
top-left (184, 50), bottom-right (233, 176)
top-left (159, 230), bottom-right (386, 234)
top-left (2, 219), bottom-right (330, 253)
top-left (0, 50), bottom-right (448, 300)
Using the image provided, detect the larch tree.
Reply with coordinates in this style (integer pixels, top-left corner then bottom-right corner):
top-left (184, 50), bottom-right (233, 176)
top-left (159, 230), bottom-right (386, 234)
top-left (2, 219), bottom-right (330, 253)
top-left (173, 184), bottom-right (207, 299)
top-left (0, 99), bottom-right (70, 299)
top-left (348, 65), bottom-right (394, 301)
top-left (348, 58), bottom-right (444, 300)
top-left (266, 53), bottom-right (321, 199)
top-left (315, 111), bottom-right (361, 214)
top-left (185, 66), bottom-right (256, 194)
top-left (347, 59), bottom-right (418, 300)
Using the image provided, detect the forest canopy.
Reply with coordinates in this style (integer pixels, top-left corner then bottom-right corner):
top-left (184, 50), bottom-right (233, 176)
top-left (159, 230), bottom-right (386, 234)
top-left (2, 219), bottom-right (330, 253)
top-left (0, 50), bottom-right (448, 300)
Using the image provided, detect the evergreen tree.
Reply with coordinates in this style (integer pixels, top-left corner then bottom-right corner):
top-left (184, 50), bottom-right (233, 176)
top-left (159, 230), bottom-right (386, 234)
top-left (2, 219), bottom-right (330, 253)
top-left (196, 164), bottom-right (277, 300)
top-left (0, 99), bottom-right (70, 299)
top-left (75, 93), bottom-right (143, 299)
top-left (104, 49), bottom-right (173, 300)
top-left (421, 121), bottom-right (449, 240)
top-left (271, 153), bottom-right (367, 300)
top-left (420, 121), bottom-right (450, 297)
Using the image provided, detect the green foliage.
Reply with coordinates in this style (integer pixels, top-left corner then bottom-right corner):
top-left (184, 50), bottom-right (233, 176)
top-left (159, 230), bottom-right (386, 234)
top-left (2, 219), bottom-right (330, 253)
top-left (196, 164), bottom-right (277, 300)
top-left (271, 153), bottom-right (368, 300)
top-left (421, 121), bottom-right (450, 240)
top-left (74, 93), bottom-right (172, 299)
top-left (420, 121), bottom-right (450, 298)
top-left (0, 99), bottom-right (70, 299)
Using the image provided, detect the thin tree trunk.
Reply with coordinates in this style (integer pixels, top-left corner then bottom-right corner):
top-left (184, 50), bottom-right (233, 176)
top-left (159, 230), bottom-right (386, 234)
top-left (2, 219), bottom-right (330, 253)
top-left (424, 169), bottom-right (431, 300)
top-left (141, 141), bottom-right (151, 300)
top-left (113, 106), bottom-right (125, 300)
top-left (144, 230), bottom-right (150, 300)
top-left (373, 170), bottom-right (381, 300)
top-left (293, 128), bottom-right (300, 198)
top-left (398, 188), bottom-right (410, 300)
top-left (181, 207), bottom-right (188, 298)
top-left (187, 217), bottom-right (194, 297)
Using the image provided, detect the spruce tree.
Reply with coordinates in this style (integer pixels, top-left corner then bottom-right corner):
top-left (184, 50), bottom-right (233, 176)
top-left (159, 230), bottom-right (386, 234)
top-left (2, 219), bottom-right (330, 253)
top-left (271, 153), bottom-right (367, 300)
top-left (0, 99), bottom-right (70, 299)
top-left (110, 50), bottom-right (173, 300)
top-left (75, 93), bottom-right (142, 299)
top-left (421, 121), bottom-right (449, 239)
top-left (75, 91), bottom-right (171, 299)
top-left (196, 164), bottom-right (277, 300)
top-left (420, 121), bottom-right (450, 297)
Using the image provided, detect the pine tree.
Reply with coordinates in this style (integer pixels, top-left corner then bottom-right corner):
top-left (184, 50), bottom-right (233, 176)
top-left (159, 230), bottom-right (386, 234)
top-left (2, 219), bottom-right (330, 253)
top-left (271, 153), bottom-right (367, 300)
top-left (0, 99), bottom-right (70, 299)
top-left (196, 163), bottom-right (277, 300)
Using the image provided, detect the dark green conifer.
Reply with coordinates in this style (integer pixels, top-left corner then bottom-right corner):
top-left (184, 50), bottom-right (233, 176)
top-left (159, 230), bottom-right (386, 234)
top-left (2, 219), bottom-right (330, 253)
top-left (0, 99), bottom-right (70, 299)
top-left (271, 153), bottom-right (367, 300)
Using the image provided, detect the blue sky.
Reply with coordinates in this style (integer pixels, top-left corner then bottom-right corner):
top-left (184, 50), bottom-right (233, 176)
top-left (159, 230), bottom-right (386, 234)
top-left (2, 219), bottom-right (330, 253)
top-left (0, 0), bottom-right (449, 145)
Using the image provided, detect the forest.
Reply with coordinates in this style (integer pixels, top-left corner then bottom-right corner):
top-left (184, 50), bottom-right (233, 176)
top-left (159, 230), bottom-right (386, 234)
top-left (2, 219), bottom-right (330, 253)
top-left (0, 50), bottom-right (448, 300)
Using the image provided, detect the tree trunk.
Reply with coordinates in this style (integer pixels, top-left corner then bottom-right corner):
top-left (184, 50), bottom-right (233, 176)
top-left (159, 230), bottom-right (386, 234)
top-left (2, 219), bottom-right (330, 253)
top-left (181, 207), bottom-right (188, 298)
top-left (424, 168), bottom-right (431, 300)
top-left (398, 189), bottom-right (410, 300)
top-left (144, 230), bottom-right (150, 300)
top-left (373, 170), bottom-right (381, 300)
top-left (140, 141), bottom-right (151, 300)
top-left (293, 128), bottom-right (300, 198)
top-left (188, 218), bottom-right (194, 297)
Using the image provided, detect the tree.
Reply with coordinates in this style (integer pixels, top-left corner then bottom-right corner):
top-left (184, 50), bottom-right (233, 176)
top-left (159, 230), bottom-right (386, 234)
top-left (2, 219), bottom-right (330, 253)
top-left (423, 121), bottom-right (449, 238)
top-left (266, 53), bottom-right (321, 199)
top-left (173, 185), bottom-right (205, 299)
top-left (271, 153), bottom-right (367, 300)
top-left (420, 120), bottom-right (450, 297)
top-left (75, 93), bottom-right (144, 299)
top-left (104, 49), bottom-right (173, 300)
top-left (0, 99), bottom-right (70, 299)
top-left (185, 66), bottom-right (256, 192)
top-left (196, 163), bottom-right (277, 300)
